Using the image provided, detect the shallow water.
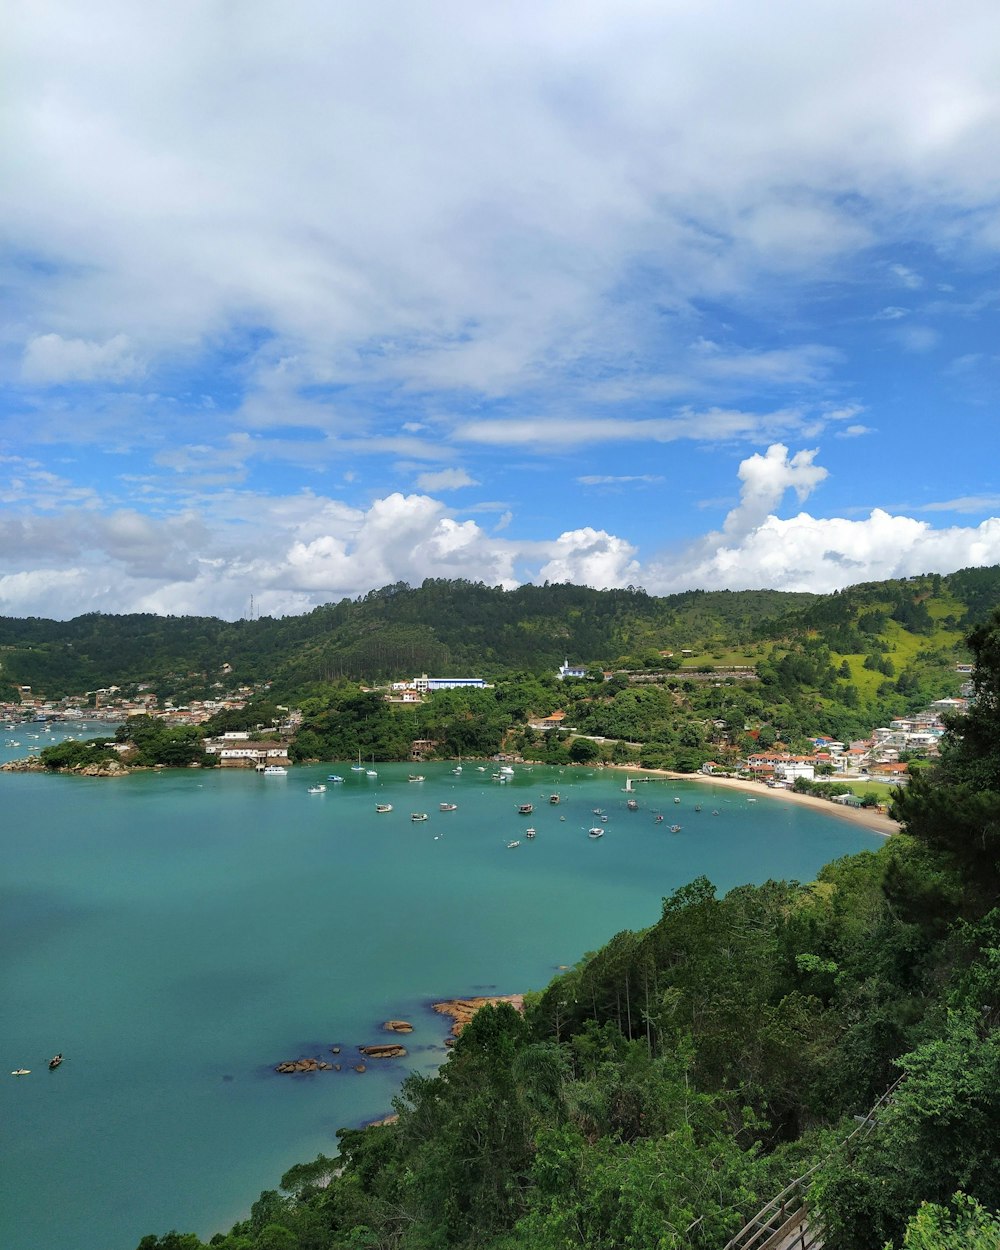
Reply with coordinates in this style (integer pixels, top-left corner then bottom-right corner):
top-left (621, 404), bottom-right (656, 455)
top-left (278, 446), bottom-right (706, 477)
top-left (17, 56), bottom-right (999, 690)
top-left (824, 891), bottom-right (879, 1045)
top-left (0, 734), bottom-right (881, 1250)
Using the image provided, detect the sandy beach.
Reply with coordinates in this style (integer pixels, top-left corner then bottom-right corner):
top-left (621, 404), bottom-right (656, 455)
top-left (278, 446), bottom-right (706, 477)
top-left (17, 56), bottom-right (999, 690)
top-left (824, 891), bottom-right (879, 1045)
top-left (608, 765), bottom-right (899, 837)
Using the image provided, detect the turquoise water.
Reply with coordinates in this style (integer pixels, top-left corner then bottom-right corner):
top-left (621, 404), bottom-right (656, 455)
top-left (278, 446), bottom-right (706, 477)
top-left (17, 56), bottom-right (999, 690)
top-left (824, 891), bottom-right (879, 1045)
top-left (0, 734), bottom-right (882, 1250)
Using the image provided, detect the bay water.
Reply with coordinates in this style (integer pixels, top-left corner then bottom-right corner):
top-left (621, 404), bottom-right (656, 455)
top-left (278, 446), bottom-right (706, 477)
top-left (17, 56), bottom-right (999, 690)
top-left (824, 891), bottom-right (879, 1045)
top-left (0, 730), bottom-right (882, 1250)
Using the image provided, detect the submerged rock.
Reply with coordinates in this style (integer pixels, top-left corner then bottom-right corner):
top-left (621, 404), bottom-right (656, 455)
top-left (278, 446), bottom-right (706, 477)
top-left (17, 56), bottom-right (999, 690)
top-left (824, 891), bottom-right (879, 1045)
top-left (382, 1020), bottom-right (413, 1033)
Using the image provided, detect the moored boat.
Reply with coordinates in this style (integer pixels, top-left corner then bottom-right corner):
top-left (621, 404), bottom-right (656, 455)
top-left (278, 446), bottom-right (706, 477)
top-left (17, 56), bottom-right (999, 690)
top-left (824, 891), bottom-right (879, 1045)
top-left (439, 802), bottom-right (458, 812)
top-left (263, 765), bottom-right (288, 776)
top-left (327, 774), bottom-right (345, 783)
top-left (48, 1054), bottom-right (63, 1070)
top-left (549, 794), bottom-right (560, 804)
top-left (507, 839), bottom-right (520, 848)
top-left (517, 803), bottom-right (533, 815)
top-left (411, 812), bottom-right (428, 822)
top-left (307, 784), bottom-right (326, 793)
top-left (670, 824), bottom-right (682, 833)
top-left (588, 827), bottom-right (604, 839)
top-left (376, 803), bottom-right (393, 813)
top-left (524, 828), bottom-right (536, 839)
top-left (408, 774), bottom-right (425, 782)
top-left (626, 798), bottom-right (638, 810)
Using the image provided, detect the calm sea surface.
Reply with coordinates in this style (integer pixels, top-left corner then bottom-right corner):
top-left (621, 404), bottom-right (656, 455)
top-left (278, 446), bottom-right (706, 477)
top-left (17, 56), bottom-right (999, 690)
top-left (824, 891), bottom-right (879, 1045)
top-left (0, 726), bottom-right (883, 1250)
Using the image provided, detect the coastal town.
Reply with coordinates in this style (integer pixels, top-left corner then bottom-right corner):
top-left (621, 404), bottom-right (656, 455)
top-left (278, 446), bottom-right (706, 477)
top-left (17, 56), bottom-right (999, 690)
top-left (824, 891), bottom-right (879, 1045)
top-left (1, 658), bottom-right (974, 805)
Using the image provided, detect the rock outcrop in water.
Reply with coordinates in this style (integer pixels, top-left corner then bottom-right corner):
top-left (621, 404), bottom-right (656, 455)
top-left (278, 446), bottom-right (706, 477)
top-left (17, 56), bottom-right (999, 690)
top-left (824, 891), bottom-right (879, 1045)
top-left (358, 1043), bottom-right (407, 1059)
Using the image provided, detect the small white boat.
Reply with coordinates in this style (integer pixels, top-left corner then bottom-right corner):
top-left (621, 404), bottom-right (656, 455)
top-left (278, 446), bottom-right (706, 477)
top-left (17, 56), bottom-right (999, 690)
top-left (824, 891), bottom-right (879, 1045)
top-left (376, 803), bottom-right (393, 813)
top-left (408, 774), bottom-right (425, 782)
top-left (439, 802), bottom-right (458, 812)
top-left (525, 828), bottom-right (536, 839)
top-left (328, 775), bottom-right (345, 783)
top-left (263, 765), bottom-right (287, 776)
top-left (351, 751), bottom-right (365, 771)
top-left (11, 1068), bottom-right (30, 1076)
top-left (674, 797), bottom-right (681, 804)
top-left (476, 766), bottom-right (486, 772)
top-left (517, 803), bottom-right (533, 815)
top-left (670, 824), bottom-right (682, 833)
top-left (588, 827), bottom-right (604, 839)
top-left (507, 839), bottom-right (520, 849)
top-left (366, 768), bottom-right (378, 777)
top-left (747, 797), bottom-right (757, 803)
top-left (499, 765), bottom-right (514, 776)
top-left (307, 784), bottom-right (327, 794)
top-left (452, 765), bottom-right (462, 774)
top-left (411, 812), bottom-right (428, 822)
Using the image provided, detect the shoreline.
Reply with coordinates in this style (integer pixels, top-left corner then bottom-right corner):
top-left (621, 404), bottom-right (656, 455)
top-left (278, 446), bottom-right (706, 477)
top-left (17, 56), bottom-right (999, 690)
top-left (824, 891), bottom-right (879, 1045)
top-left (606, 763), bottom-right (899, 837)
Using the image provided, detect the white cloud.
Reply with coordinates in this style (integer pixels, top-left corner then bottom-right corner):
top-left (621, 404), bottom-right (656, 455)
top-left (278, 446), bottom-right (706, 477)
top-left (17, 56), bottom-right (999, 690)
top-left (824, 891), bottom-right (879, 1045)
top-left (577, 474), bottom-right (663, 485)
top-left (652, 510), bottom-right (1000, 594)
top-left (4, 447), bottom-right (1000, 617)
top-left (414, 468), bottom-right (479, 491)
top-left (537, 528), bottom-right (640, 589)
top-left (835, 424), bottom-right (874, 438)
top-left (22, 333), bottom-right (143, 384)
top-left (454, 407), bottom-right (808, 450)
top-left (6, 1), bottom-right (1000, 415)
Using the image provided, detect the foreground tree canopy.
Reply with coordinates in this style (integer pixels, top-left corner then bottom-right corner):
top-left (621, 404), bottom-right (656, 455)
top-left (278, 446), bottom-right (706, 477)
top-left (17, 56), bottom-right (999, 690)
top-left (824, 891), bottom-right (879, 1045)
top-left (133, 610), bottom-right (1000, 1250)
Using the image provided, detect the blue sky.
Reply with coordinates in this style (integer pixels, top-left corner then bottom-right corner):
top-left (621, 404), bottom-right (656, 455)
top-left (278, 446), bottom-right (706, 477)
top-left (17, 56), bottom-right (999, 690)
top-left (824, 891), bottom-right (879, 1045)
top-left (4, 0), bottom-right (1000, 619)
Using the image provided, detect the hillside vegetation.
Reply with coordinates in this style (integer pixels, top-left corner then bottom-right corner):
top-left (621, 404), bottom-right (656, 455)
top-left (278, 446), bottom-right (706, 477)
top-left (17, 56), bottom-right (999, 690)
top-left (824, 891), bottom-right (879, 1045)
top-left (5, 565), bottom-right (1000, 707)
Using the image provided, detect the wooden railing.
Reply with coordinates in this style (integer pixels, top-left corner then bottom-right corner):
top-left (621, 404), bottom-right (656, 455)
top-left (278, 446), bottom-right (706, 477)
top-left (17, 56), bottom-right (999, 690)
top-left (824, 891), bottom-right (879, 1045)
top-left (721, 1073), bottom-right (906, 1250)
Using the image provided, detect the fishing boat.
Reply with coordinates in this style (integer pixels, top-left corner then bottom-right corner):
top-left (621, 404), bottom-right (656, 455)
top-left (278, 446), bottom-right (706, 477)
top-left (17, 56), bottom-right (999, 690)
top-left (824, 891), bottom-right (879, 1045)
top-left (411, 812), bottom-right (428, 822)
top-left (48, 1054), bottom-right (63, 1070)
top-left (517, 803), bottom-right (533, 815)
top-left (439, 802), bottom-right (458, 812)
top-left (524, 828), bottom-right (536, 839)
top-left (588, 827), bottom-right (604, 839)
top-left (375, 803), bottom-right (393, 813)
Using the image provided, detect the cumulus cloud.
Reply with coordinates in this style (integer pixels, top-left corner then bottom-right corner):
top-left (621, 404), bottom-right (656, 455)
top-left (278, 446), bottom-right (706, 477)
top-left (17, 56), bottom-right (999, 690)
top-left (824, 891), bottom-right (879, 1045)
top-left (537, 528), bottom-right (641, 589)
top-left (645, 444), bottom-right (1000, 593)
top-left (653, 510), bottom-right (1000, 594)
top-left (3, 447), bottom-right (1000, 618)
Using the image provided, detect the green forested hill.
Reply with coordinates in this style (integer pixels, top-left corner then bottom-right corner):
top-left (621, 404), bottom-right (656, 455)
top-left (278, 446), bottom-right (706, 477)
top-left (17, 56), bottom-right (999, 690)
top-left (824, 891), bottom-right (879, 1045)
top-left (1, 567), bottom-right (996, 706)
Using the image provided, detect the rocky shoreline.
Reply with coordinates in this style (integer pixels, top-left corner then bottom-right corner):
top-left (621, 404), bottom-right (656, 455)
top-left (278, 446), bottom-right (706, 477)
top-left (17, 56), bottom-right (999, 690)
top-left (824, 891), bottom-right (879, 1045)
top-left (273, 998), bottom-right (524, 1076)
top-left (432, 994), bottom-right (525, 1044)
top-left (0, 757), bottom-right (130, 776)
